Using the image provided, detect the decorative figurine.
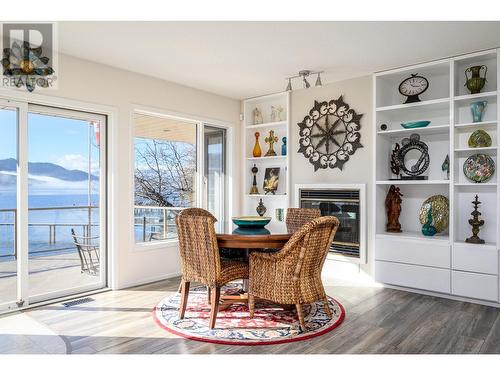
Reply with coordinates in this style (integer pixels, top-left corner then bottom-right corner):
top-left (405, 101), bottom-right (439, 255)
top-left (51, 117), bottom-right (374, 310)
top-left (265, 130), bottom-right (279, 157)
top-left (281, 136), bottom-right (287, 156)
top-left (390, 134), bottom-right (430, 180)
top-left (465, 65), bottom-right (487, 94)
top-left (249, 164), bottom-right (259, 194)
top-left (421, 206), bottom-right (437, 237)
top-left (385, 185), bottom-right (403, 233)
top-left (256, 199), bottom-right (267, 216)
top-left (276, 106), bottom-right (284, 121)
top-left (263, 167), bottom-right (280, 195)
top-left (253, 107), bottom-right (263, 125)
top-left (252, 132), bottom-right (262, 157)
top-left (270, 106), bottom-right (277, 122)
top-left (470, 100), bottom-right (488, 123)
top-left (441, 154), bottom-right (450, 180)
top-left (466, 195), bottom-right (485, 244)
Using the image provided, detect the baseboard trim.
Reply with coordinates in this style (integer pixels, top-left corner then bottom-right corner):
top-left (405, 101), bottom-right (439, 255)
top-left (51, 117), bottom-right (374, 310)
top-left (382, 283), bottom-right (500, 308)
top-left (116, 272), bottom-right (182, 290)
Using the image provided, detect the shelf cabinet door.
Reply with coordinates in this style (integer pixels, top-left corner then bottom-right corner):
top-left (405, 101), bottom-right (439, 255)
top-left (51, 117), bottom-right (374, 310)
top-left (376, 238), bottom-right (450, 268)
top-left (451, 270), bottom-right (498, 302)
top-left (452, 243), bottom-right (498, 275)
top-left (375, 260), bottom-right (451, 294)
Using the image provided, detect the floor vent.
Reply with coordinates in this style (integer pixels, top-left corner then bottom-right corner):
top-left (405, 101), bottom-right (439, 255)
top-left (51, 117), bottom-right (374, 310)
top-left (62, 297), bottom-right (94, 308)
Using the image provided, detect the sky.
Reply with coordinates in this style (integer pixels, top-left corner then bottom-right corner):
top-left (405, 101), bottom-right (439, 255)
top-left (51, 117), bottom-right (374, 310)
top-left (0, 108), bottom-right (100, 195)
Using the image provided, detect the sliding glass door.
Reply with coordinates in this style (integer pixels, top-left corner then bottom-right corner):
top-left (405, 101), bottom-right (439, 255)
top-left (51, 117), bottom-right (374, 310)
top-left (0, 101), bottom-right (106, 312)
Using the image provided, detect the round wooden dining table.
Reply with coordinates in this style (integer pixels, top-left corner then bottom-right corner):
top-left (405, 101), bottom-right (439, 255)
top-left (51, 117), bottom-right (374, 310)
top-left (214, 222), bottom-right (292, 305)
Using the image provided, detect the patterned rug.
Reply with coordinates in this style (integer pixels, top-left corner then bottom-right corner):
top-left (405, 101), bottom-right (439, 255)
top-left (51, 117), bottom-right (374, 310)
top-left (153, 283), bottom-right (345, 345)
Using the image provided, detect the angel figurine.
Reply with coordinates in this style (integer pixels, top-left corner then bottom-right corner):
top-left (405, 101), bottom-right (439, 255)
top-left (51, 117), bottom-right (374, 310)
top-left (253, 107), bottom-right (263, 125)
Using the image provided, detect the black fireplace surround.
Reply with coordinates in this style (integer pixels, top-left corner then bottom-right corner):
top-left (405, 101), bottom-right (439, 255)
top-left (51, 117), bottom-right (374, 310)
top-left (299, 189), bottom-right (361, 258)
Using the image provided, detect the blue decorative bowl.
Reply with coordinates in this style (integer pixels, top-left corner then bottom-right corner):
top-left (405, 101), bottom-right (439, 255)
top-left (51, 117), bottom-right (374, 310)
top-left (400, 121), bottom-right (431, 129)
top-left (232, 216), bottom-right (271, 229)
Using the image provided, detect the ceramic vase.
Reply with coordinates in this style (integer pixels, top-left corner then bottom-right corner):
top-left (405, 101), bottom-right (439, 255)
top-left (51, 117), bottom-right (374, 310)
top-left (470, 101), bottom-right (488, 123)
top-left (281, 136), bottom-right (287, 156)
top-left (421, 206), bottom-right (437, 237)
top-left (252, 132), bottom-right (262, 157)
top-left (256, 199), bottom-right (267, 216)
top-left (465, 65), bottom-right (487, 94)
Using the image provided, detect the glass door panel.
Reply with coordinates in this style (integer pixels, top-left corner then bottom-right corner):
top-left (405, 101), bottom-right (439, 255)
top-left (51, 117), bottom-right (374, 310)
top-left (27, 107), bottom-right (106, 302)
top-left (0, 106), bottom-right (18, 311)
top-left (204, 125), bottom-right (226, 230)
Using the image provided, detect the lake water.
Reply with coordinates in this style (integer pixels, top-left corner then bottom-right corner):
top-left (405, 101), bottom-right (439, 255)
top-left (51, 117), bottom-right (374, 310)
top-left (0, 192), bottom-right (100, 260)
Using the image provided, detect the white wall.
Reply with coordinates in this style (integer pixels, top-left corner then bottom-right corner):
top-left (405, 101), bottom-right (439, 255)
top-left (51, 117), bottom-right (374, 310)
top-left (289, 75), bottom-right (374, 277)
top-left (1, 53), bottom-right (241, 289)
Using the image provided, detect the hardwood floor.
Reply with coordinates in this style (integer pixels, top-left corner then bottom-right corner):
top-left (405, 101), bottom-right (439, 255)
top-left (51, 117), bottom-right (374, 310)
top-left (1, 276), bottom-right (500, 354)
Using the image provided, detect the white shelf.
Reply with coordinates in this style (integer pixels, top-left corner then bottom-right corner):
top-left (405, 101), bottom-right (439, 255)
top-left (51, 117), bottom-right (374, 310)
top-left (247, 155), bottom-right (287, 161)
top-left (454, 182), bottom-right (497, 187)
top-left (245, 120), bottom-right (287, 129)
top-left (376, 180), bottom-right (450, 185)
top-left (454, 120), bottom-right (498, 130)
top-left (453, 241), bottom-right (497, 248)
top-left (376, 231), bottom-right (450, 244)
top-left (377, 124), bottom-right (449, 137)
top-left (453, 91), bottom-right (497, 102)
top-left (376, 97), bottom-right (449, 112)
top-left (454, 146), bottom-right (497, 156)
top-left (246, 194), bottom-right (287, 198)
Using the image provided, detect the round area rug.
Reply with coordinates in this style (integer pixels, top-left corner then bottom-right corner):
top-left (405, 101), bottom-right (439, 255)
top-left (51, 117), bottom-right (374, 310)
top-left (153, 283), bottom-right (345, 345)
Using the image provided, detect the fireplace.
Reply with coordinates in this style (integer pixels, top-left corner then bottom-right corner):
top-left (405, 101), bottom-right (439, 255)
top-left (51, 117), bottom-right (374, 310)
top-left (295, 184), bottom-right (366, 262)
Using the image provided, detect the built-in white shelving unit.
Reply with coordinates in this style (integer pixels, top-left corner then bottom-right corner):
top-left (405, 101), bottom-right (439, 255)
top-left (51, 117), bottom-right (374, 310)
top-left (373, 49), bottom-right (500, 306)
top-left (242, 92), bottom-right (290, 220)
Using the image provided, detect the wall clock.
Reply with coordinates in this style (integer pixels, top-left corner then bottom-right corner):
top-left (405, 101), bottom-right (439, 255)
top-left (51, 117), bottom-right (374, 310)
top-left (297, 96), bottom-right (363, 171)
top-left (399, 73), bottom-right (429, 104)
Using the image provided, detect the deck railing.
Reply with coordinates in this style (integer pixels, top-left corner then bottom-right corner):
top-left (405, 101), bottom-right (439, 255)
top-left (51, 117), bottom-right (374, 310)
top-left (0, 205), bottom-right (185, 260)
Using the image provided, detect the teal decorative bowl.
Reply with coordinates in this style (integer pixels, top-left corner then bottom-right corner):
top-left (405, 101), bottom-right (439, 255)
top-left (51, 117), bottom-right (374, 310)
top-left (401, 121), bottom-right (431, 129)
top-left (232, 216), bottom-right (271, 229)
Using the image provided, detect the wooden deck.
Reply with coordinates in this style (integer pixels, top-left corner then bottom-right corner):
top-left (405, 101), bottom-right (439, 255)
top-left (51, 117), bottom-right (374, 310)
top-left (0, 251), bottom-right (99, 304)
top-left (1, 276), bottom-right (500, 354)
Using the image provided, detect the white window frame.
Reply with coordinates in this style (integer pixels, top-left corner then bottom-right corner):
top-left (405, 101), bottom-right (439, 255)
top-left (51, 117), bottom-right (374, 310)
top-left (131, 104), bottom-right (234, 251)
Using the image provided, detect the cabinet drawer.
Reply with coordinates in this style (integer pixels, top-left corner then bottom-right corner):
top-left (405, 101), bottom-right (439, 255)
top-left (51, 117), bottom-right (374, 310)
top-left (452, 243), bottom-right (498, 275)
top-left (376, 238), bottom-right (450, 268)
top-left (376, 260), bottom-right (451, 294)
top-left (452, 270), bottom-right (498, 302)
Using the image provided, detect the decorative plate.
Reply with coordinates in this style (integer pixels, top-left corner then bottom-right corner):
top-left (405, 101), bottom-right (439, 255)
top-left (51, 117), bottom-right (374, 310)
top-left (463, 154), bottom-right (495, 183)
top-left (400, 121), bottom-right (431, 129)
top-left (418, 195), bottom-right (449, 233)
top-left (232, 216), bottom-right (271, 228)
top-left (468, 129), bottom-right (492, 148)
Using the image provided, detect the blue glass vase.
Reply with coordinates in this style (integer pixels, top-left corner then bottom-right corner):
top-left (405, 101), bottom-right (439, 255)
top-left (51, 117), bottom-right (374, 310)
top-left (470, 101), bottom-right (488, 123)
top-left (281, 137), bottom-right (287, 156)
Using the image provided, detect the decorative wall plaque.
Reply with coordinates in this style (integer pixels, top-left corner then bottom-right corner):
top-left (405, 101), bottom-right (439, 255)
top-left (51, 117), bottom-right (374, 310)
top-left (298, 96), bottom-right (363, 171)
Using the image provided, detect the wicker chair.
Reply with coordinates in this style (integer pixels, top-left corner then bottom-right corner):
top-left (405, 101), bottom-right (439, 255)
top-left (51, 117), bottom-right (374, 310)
top-left (286, 208), bottom-right (321, 233)
top-left (176, 208), bottom-right (249, 329)
top-left (249, 216), bottom-right (340, 331)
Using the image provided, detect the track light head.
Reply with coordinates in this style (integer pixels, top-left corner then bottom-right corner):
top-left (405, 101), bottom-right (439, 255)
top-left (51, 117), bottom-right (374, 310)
top-left (286, 78), bottom-right (292, 91)
top-left (303, 77), bottom-right (311, 89)
top-left (315, 73), bottom-right (322, 87)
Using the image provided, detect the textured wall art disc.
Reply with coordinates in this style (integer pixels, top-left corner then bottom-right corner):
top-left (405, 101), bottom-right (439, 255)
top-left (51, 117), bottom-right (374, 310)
top-left (419, 195), bottom-right (449, 233)
top-left (297, 96), bottom-right (363, 171)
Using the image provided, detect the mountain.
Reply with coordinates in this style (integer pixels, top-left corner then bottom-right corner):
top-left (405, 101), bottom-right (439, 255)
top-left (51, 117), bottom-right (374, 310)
top-left (0, 158), bottom-right (97, 182)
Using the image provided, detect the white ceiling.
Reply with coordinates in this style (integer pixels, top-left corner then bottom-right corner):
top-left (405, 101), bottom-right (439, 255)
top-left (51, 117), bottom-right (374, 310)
top-left (58, 21), bottom-right (500, 99)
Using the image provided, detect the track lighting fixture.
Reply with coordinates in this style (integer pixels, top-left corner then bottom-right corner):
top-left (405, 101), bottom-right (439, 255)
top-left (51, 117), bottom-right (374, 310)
top-left (285, 70), bottom-right (324, 91)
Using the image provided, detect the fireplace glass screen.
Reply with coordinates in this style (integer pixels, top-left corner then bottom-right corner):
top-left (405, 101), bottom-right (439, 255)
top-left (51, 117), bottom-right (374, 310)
top-left (299, 189), bottom-right (360, 257)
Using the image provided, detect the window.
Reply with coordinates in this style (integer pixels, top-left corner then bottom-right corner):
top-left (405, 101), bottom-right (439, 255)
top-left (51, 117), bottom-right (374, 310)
top-left (134, 112), bottom-right (197, 243)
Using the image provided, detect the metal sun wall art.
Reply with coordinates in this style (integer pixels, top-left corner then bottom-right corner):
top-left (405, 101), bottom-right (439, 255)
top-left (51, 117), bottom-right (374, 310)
top-left (297, 96), bottom-right (363, 171)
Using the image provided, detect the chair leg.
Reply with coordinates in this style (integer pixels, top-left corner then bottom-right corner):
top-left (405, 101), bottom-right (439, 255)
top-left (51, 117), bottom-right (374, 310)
top-left (209, 286), bottom-right (221, 329)
top-left (296, 304), bottom-right (306, 332)
top-left (249, 294), bottom-right (255, 318)
top-left (179, 281), bottom-right (190, 319)
top-left (322, 297), bottom-right (332, 319)
top-left (207, 286), bottom-right (211, 304)
top-left (177, 281), bottom-right (182, 293)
